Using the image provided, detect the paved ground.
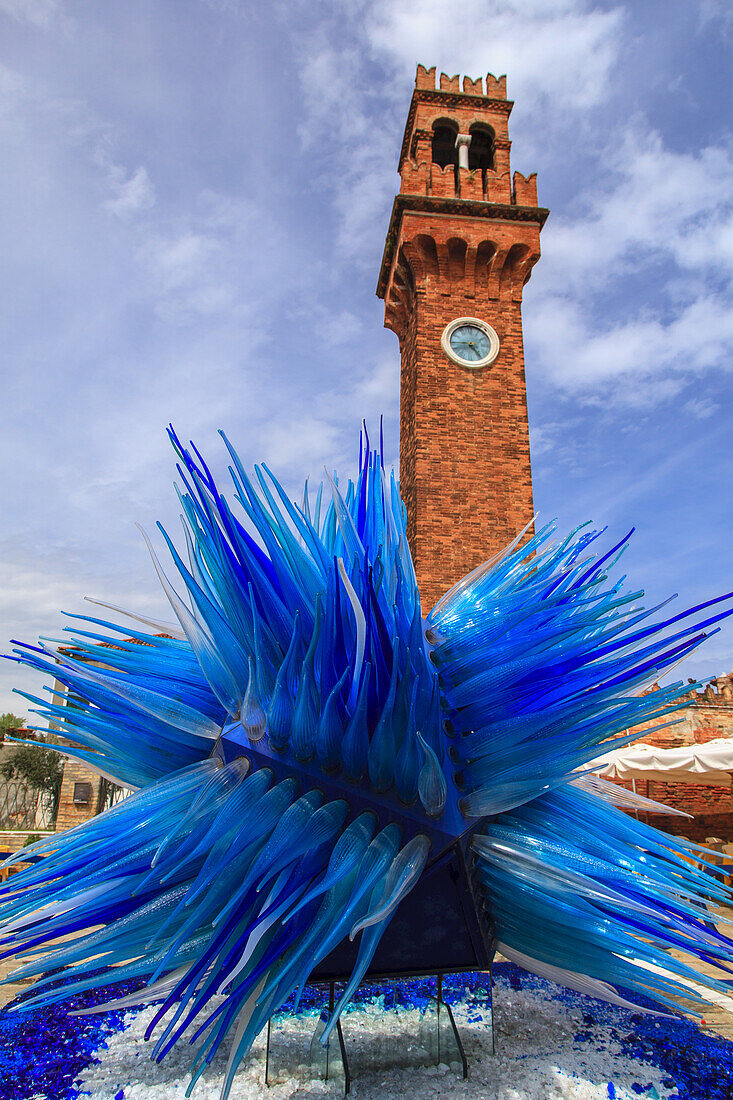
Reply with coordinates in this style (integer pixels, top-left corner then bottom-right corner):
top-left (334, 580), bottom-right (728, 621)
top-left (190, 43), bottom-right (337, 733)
top-left (0, 955), bottom-right (29, 1009)
top-left (667, 904), bottom-right (733, 1042)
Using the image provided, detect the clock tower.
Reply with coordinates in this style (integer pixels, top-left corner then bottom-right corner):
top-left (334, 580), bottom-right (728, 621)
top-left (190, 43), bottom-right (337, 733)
top-left (377, 66), bottom-right (548, 611)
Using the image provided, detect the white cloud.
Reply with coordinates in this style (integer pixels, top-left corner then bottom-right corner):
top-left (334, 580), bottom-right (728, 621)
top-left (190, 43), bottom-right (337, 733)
top-left (527, 290), bottom-right (733, 395)
top-left (103, 165), bottom-right (155, 217)
top-left (365, 0), bottom-right (625, 111)
top-left (524, 121), bottom-right (733, 398)
top-left (685, 395), bottom-right (717, 420)
top-left (543, 129), bottom-right (733, 291)
top-left (698, 0), bottom-right (733, 34)
top-left (0, 0), bottom-right (59, 28)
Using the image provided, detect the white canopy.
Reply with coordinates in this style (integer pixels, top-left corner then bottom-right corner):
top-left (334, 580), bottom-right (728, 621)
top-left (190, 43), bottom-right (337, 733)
top-left (590, 739), bottom-right (733, 788)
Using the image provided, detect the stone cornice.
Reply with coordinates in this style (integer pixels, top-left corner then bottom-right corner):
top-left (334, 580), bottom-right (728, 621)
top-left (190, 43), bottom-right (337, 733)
top-left (399, 89), bottom-right (514, 168)
top-left (376, 194), bottom-right (550, 298)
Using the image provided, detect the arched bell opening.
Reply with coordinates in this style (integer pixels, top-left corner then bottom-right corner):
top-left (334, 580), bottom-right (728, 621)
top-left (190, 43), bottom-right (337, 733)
top-left (431, 119), bottom-right (459, 168)
top-left (469, 124), bottom-right (495, 198)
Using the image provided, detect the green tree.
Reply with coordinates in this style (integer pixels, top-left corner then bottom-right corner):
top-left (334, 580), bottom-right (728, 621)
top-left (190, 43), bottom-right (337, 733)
top-left (0, 728), bottom-right (64, 822)
top-left (0, 713), bottom-right (26, 743)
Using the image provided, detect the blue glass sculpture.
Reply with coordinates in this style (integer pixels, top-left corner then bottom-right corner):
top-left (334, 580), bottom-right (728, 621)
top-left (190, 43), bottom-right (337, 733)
top-left (3, 424), bottom-right (733, 1099)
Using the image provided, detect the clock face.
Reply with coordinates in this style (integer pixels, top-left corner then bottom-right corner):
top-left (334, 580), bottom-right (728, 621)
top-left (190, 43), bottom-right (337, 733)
top-left (441, 317), bottom-right (500, 369)
top-left (449, 323), bottom-right (492, 363)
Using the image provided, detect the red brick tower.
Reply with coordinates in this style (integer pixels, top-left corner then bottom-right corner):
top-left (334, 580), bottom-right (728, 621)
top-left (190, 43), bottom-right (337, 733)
top-left (377, 66), bottom-right (548, 611)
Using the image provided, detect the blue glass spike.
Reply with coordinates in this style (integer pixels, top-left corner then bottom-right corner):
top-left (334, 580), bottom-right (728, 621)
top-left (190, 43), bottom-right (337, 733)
top-left (32, 638), bottom-right (222, 742)
top-left (313, 480), bottom-right (323, 535)
top-left (223, 447), bottom-right (314, 622)
top-left (395, 681), bottom-right (420, 805)
top-left (408, 599), bottom-right (424, 664)
top-left (392, 650), bottom-right (411, 752)
top-left (349, 833), bottom-right (431, 938)
top-left (341, 661), bottom-right (371, 782)
top-left (266, 656), bottom-right (293, 753)
top-left (149, 522), bottom-right (251, 702)
top-left (356, 431), bottom-right (369, 540)
top-left (240, 656), bottom-right (266, 742)
top-left (367, 565), bottom-right (393, 668)
top-left (364, 632), bottom-right (384, 733)
top-left (316, 572), bottom-right (338, 707)
top-left (251, 464), bottom-right (326, 604)
top-left (331, 560), bottom-right (348, 672)
top-left (281, 612), bottom-right (303, 700)
top-left (304, 593), bottom-right (323, 667)
top-left (324, 468), bottom-right (366, 569)
top-left (260, 462), bottom-right (332, 578)
top-left (337, 559), bottom-right (366, 711)
top-left (291, 651), bottom-right (318, 763)
top-left (316, 668), bottom-right (349, 772)
top-left (367, 642), bottom-right (399, 792)
top-left (422, 674), bottom-right (443, 759)
top-left (416, 732), bottom-right (447, 818)
top-left (286, 812), bottom-right (376, 919)
top-left (249, 584), bottom-right (275, 701)
top-left (320, 835), bottom-right (430, 1047)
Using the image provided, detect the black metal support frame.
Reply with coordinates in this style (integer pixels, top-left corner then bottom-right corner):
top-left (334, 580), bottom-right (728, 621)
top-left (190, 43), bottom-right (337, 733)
top-left (432, 972), bottom-right (469, 1077)
top-left (319, 982), bottom-right (351, 1095)
top-left (263, 967), bottom-right (496, 1096)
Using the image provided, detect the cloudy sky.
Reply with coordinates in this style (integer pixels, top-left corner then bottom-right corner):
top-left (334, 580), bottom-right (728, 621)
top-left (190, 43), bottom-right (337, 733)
top-left (1, 0), bottom-right (732, 716)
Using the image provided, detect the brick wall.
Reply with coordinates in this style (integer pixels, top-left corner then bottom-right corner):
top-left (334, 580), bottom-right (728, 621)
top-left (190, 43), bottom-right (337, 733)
top-left (379, 65), bottom-right (547, 612)
top-left (395, 250), bottom-right (536, 610)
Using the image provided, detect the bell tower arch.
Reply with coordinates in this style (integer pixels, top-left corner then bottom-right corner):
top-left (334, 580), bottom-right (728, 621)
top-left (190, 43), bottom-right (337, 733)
top-left (377, 66), bottom-right (548, 611)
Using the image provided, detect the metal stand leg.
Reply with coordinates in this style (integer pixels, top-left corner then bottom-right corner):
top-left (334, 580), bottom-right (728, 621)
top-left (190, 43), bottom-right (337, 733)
top-left (434, 972), bottom-right (468, 1079)
top-left (309, 981), bottom-right (351, 1096)
top-left (488, 956), bottom-right (496, 1055)
top-left (334, 1019), bottom-right (350, 1095)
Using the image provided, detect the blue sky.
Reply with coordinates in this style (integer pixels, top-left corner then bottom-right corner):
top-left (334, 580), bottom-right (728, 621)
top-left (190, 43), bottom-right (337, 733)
top-left (1, 0), bottom-right (732, 715)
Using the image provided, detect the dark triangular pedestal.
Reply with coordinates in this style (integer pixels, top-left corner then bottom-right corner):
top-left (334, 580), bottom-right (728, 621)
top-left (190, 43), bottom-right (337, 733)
top-left (312, 840), bottom-right (492, 982)
top-left (218, 723), bottom-right (493, 982)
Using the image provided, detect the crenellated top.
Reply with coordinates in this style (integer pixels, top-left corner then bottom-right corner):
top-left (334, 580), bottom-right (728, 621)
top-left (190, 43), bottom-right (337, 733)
top-left (394, 63), bottom-right (541, 212)
top-left (377, 63), bottom-right (548, 335)
top-left (399, 161), bottom-right (538, 206)
top-left (415, 64), bottom-right (508, 99)
top-left (398, 64), bottom-right (514, 172)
